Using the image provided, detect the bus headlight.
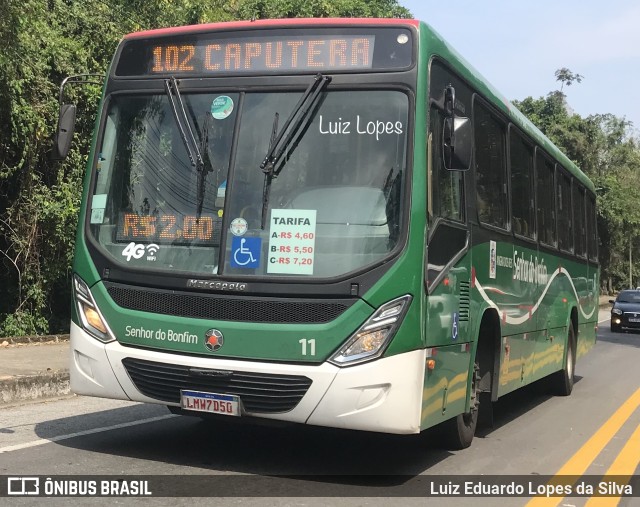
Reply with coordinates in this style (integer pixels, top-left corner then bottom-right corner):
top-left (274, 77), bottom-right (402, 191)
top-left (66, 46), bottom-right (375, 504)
top-left (329, 295), bottom-right (412, 367)
top-left (612, 308), bottom-right (623, 315)
top-left (73, 275), bottom-right (115, 343)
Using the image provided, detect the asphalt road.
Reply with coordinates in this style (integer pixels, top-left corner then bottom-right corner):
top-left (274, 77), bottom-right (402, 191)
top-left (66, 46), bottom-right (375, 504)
top-left (1, 308), bottom-right (639, 507)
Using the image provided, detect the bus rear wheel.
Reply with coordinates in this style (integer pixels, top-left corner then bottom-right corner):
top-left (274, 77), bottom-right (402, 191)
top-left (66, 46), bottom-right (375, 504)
top-left (550, 324), bottom-right (576, 396)
top-left (439, 361), bottom-right (480, 450)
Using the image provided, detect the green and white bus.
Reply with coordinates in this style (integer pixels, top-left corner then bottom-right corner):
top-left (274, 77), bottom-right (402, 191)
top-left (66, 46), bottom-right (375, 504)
top-left (58, 18), bottom-right (599, 449)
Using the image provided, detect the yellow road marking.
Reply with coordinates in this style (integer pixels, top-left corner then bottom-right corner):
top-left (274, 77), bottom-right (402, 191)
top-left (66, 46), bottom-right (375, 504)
top-left (525, 387), bottom-right (640, 507)
top-left (583, 422), bottom-right (640, 507)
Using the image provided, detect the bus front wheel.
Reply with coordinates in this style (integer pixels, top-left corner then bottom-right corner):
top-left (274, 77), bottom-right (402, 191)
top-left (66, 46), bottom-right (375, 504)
top-left (439, 361), bottom-right (480, 450)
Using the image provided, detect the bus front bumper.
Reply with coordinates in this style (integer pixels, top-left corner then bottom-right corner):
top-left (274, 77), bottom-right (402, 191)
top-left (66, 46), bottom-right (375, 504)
top-left (70, 322), bottom-right (425, 434)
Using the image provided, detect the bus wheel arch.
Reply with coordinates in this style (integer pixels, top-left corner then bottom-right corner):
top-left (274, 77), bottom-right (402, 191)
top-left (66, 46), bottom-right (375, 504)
top-left (570, 307), bottom-right (579, 356)
top-left (550, 309), bottom-right (578, 396)
top-left (475, 309), bottom-right (501, 404)
top-left (437, 308), bottom-right (500, 449)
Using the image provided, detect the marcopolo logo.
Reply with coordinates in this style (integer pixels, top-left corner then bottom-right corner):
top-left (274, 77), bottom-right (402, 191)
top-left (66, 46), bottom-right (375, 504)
top-left (204, 329), bottom-right (224, 352)
top-left (186, 279), bottom-right (248, 292)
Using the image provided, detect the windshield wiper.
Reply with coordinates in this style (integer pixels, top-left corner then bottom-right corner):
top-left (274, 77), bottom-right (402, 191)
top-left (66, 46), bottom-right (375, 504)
top-left (261, 112), bottom-right (280, 229)
top-left (165, 77), bottom-right (213, 218)
top-left (164, 76), bottom-right (204, 169)
top-left (196, 114), bottom-right (213, 217)
top-left (259, 73), bottom-right (331, 228)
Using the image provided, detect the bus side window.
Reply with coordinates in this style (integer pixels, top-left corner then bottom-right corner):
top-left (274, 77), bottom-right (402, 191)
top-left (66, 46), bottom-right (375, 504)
top-left (474, 102), bottom-right (507, 229)
top-left (574, 184), bottom-right (587, 258)
top-left (536, 151), bottom-right (557, 247)
top-left (557, 168), bottom-right (573, 253)
top-left (509, 128), bottom-right (535, 239)
top-left (586, 194), bottom-right (598, 261)
top-left (429, 106), bottom-right (464, 222)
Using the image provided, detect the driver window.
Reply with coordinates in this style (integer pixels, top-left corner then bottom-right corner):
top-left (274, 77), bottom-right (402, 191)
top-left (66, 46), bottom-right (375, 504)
top-left (429, 106), bottom-right (464, 222)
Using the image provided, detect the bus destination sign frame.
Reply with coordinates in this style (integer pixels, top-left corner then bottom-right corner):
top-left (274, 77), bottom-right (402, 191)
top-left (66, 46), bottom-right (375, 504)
top-left (115, 27), bottom-right (414, 77)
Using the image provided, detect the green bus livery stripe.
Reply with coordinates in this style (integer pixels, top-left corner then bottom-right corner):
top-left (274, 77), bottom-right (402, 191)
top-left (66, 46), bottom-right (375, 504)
top-left (475, 266), bottom-right (597, 326)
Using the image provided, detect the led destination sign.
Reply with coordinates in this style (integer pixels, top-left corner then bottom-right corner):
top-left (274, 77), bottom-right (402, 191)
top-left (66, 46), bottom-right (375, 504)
top-left (115, 28), bottom-right (413, 76)
top-left (151, 36), bottom-right (374, 74)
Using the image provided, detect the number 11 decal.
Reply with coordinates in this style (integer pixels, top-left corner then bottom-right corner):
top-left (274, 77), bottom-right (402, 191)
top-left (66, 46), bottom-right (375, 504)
top-left (299, 338), bottom-right (316, 356)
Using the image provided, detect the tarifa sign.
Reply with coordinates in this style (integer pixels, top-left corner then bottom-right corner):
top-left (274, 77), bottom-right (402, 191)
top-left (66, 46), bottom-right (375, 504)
top-left (513, 250), bottom-right (549, 286)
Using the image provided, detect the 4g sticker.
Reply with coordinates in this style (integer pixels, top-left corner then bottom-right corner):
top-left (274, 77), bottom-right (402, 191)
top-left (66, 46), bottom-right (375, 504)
top-left (121, 242), bottom-right (160, 262)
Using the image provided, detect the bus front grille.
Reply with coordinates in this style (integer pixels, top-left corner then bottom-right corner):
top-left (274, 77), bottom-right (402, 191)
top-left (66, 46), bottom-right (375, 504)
top-left (105, 282), bottom-right (351, 324)
top-left (121, 357), bottom-right (312, 413)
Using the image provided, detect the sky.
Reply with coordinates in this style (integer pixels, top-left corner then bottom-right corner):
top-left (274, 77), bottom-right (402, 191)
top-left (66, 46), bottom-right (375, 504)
top-left (399, 0), bottom-right (640, 134)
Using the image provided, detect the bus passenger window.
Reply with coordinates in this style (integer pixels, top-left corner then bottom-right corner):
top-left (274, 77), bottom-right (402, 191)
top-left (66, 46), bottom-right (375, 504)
top-left (574, 184), bottom-right (587, 258)
top-left (586, 195), bottom-right (598, 261)
top-left (510, 129), bottom-right (535, 239)
top-left (557, 169), bottom-right (573, 252)
top-left (536, 152), bottom-right (556, 247)
top-left (474, 103), bottom-right (507, 228)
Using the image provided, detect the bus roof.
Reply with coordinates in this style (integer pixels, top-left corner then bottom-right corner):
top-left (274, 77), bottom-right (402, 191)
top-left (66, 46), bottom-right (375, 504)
top-left (125, 18), bottom-right (419, 40)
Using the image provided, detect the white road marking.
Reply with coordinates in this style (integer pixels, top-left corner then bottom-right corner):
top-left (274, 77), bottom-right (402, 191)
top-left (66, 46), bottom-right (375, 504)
top-left (598, 311), bottom-right (611, 324)
top-left (0, 414), bottom-right (175, 453)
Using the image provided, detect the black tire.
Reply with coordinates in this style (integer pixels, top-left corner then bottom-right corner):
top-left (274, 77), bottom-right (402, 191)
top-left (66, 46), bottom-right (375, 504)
top-left (438, 362), bottom-right (480, 450)
top-left (550, 324), bottom-right (576, 396)
top-left (610, 324), bottom-right (620, 333)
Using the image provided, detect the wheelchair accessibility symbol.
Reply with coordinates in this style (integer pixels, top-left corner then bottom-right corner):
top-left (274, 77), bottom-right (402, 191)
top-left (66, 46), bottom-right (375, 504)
top-left (452, 312), bottom-right (459, 341)
top-left (231, 236), bottom-right (261, 268)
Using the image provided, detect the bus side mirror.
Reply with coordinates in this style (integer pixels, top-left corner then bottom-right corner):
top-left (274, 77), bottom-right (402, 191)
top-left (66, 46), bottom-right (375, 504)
top-left (53, 104), bottom-right (77, 160)
top-left (52, 74), bottom-right (104, 160)
top-left (443, 116), bottom-right (472, 171)
top-left (442, 84), bottom-right (472, 171)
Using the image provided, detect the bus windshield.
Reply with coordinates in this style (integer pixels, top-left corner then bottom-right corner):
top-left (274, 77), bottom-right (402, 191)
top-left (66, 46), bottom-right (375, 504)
top-left (89, 89), bottom-right (408, 278)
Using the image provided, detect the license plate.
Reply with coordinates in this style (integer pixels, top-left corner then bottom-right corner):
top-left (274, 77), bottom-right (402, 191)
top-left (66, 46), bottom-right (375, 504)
top-left (180, 390), bottom-right (240, 416)
top-left (629, 318), bottom-right (640, 323)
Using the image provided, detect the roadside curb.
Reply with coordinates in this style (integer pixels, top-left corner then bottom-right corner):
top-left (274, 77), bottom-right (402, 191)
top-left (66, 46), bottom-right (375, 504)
top-left (0, 370), bottom-right (70, 405)
top-left (1, 334), bottom-right (70, 346)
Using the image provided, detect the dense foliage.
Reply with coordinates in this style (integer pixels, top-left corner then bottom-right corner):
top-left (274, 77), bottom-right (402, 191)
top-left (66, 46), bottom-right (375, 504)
top-left (514, 81), bottom-right (640, 293)
top-left (1, 1), bottom-right (637, 337)
top-left (0, 0), bottom-right (410, 336)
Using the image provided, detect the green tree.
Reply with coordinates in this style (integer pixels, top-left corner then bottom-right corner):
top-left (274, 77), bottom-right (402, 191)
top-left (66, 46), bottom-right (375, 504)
top-left (236, 0), bottom-right (411, 19)
top-left (514, 70), bottom-right (640, 292)
top-left (0, 0), bottom-right (410, 337)
top-left (554, 67), bottom-right (583, 92)
top-left (0, 0), bottom-right (127, 335)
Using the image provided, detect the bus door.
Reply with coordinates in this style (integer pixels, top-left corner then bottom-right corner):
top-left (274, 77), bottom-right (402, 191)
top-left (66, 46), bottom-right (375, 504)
top-left (426, 61), bottom-right (473, 345)
top-left (424, 100), bottom-right (471, 422)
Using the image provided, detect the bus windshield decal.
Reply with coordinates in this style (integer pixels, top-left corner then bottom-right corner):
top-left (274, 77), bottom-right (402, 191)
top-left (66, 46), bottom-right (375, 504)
top-left (318, 114), bottom-right (405, 140)
top-left (267, 209), bottom-right (317, 275)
